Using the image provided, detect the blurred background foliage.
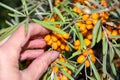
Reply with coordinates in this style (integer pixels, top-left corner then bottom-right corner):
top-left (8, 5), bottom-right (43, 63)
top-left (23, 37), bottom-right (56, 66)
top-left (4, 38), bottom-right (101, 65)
top-left (0, 0), bottom-right (21, 29)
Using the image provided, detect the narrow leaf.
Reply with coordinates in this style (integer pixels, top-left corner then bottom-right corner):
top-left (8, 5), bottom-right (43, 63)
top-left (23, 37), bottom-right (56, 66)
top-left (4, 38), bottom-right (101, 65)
top-left (68, 50), bottom-right (82, 59)
top-left (0, 2), bottom-right (24, 16)
top-left (33, 19), bottom-right (66, 34)
top-left (21, 0), bottom-right (28, 15)
top-left (103, 52), bottom-right (107, 78)
top-left (88, 56), bottom-right (100, 80)
top-left (53, 7), bottom-right (65, 22)
top-left (97, 26), bottom-right (102, 43)
top-left (91, 20), bottom-right (101, 47)
top-left (110, 63), bottom-right (117, 76)
top-left (113, 47), bottom-right (120, 57)
top-left (61, 69), bottom-right (74, 80)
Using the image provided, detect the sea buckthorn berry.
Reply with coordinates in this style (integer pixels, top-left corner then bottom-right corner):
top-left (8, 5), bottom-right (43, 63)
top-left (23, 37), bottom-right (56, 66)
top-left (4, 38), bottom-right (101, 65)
top-left (47, 39), bottom-right (52, 45)
top-left (63, 33), bottom-right (69, 39)
top-left (79, 24), bottom-right (86, 31)
top-left (63, 67), bottom-right (68, 72)
top-left (77, 55), bottom-right (86, 64)
top-left (52, 35), bottom-right (58, 42)
top-left (90, 54), bottom-right (96, 63)
top-left (101, 0), bottom-right (108, 7)
top-left (74, 40), bottom-right (80, 46)
top-left (92, 13), bottom-right (99, 20)
top-left (86, 33), bottom-right (92, 40)
top-left (92, 19), bottom-right (98, 25)
top-left (59, 57), bottom-right (66, 63)
top-left (54, 0), bottom-right (60, 6)
top-left (76, 22), bottom-right (82, 27)
top-left (111, 30), bottom-right (118, 36)
top-left (57, 40), bottom-right (61, 46)
top-left (85, 60), bottom-right (90, 68)
top-left (82, 14), bottom-right (89, 20)
top-left (83, 48), bottom-right (94, 56)
top-left (44, 34), bottom-right (51, 42)
top-left (86, 20), bottom-right (92, 25)
top-left (84, 38), bottom-right (91, 46)
top-left (50, 17), bottom-right (55, 22)
top-left (60, 44), bottom-right (65, 50)
top-left (86, 24), bottom-right (93, 30)
top-left (67, 70), bottom-right (72, 75)
top-left (52, 66), bottom-right (59, 73)
top-left (52, 42), bottom-right (58, 50)
top-left (82, 29), bottom-right (88, 36)
top-left (62, 75), bottom-right (69, 80)
top-left (65, 45), bottom-right (70, 51)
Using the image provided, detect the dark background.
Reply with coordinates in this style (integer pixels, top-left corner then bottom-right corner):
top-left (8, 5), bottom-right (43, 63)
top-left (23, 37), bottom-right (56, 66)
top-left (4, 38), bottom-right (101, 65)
top-left (0, 0), bottom-right (21, 29)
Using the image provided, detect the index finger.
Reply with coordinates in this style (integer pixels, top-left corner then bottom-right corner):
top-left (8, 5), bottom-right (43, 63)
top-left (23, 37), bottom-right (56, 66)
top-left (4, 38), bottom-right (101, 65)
top-left (2, 23), bottom-right (49, 57)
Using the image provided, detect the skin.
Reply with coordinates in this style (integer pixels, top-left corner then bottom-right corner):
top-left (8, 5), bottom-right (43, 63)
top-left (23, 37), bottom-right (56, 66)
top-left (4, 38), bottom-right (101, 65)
top-left (0, 23), bottom-right (59, 80)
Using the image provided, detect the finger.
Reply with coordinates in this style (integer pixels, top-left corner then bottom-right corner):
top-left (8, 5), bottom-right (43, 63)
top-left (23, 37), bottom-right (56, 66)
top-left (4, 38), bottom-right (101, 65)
top-left (26, 39), bottom-right (46, 49)
top-left (2, 23), bottom-right (49, 59)
top-left (21, 51), bottom-right (59, 80)
top-left (20, 49), bottom-right (44, 61)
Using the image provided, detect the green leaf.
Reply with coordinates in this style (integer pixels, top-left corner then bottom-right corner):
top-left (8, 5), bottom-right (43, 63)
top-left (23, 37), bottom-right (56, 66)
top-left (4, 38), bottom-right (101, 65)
top-left (87, 76), bottom-right (96, 80)
top-left (102, 52), bottom-right (107, 78)
top-left (113, 47), bottom-right (120, 57)
top-left (68, 50), bottom-right (82, 59)
top-left (21, 0), bottom-right (28, 15)
top-left (48, 0), bottom-right (53, 12)
top-left (97, 26), bottom-right (102, 43)
top-left (0, 2), bottom-right (24, 16)
top-left (8, 13), bottom-right (25, 17)
top-left (75, 26), bottom-right (86, 49)
top-left (25, 19), bottom-right (29, 34)
top-left (33, 19), bottom-right (66, 34)
top-left (102, 36), bottom-right (108, 55)
top-left (91, 20), bottom-right (101, 47)
top-left (109, 47), bottom-right (114, 62)
top-left (53, 7), bottom-right (65, 22)
top-left (0, 20), bottom-right (26, 41)
top-left (74, 63), bottom-right (85, 77)
top-left (57, 60), bottom-right (75, 71)
top-left (53, 73), bottom-right (58, 80)
top-left (110, 63), bottom-right (117, 76)
top-left (88, 56), bottom-right (100, 80)
top-left (61, 69), bottom-right (74, 80)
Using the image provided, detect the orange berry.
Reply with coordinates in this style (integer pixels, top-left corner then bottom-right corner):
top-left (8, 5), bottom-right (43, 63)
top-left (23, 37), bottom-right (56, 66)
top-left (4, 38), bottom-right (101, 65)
top-left (52, 66), bottom-right (59, 73)
top-left (52, 35), bottom-right (58, 42)
top-left (65, 45), bottom-right (70, 51)
top-left (85, 60), bottom-right (90, 68)
top-left (76, 22), bottom-right (82, 27)
top-left (74, 45), bottom-right (81, 50)
top-left (79, 24), bottom-right (86, 31)
top-left (86, 33), bottom-right (92, 40)
top-left (74, 40), bottom-right (80, 46)
top-left (92, 13), bottom-right (99, 20)
top-left (111, 30), bottom-right (118, 36)
top-left (62, 75), bottom-right (69, 80)
top-left (50, 17), bottom-right (55, 22)
top-left (57, 40), bottom-right (61, 46)
top-left (82, 14), bottom-right (90, 20)
top-left (60, 44), bottom-right (65, 50)
top-left (59, 58), bottom-right (66, 63)
top-left (101, 0), bottom-right (108, 7)
top-left (52, 42), bottom-right (58, 50)
top-left (63, 67), bottom-right (68, 72)
top-left (84, 38), bottom-right (91, 46)
top-left (77, 55), bottom-right (86, 64)
top-left (44, 34), bottom-right (51, 42)
top-left (86, 20), bottom-right (92, 25)
top-left (83, 48), bottom-right (94, 56)
top-left (82, 29), bottom-right (88, 36)
top-left (47, 39), bottom-right (52, 45)
top-left (86, 24), bottom-right (93, 30)
top-left (67, 70), bottom-right (72, 75)
top-left (54, 0), bottom-right (60, 6)
top-left (63, 33), bottom-right (69, 39)
top-left (92, 19), bottom-right (98, 25)
top-left (90, 54), bottom-right (96, 63)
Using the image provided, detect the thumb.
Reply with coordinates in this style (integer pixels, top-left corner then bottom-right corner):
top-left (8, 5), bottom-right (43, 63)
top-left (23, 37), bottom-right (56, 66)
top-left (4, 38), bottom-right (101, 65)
top-left (21, 51), bottom-right (59, 80)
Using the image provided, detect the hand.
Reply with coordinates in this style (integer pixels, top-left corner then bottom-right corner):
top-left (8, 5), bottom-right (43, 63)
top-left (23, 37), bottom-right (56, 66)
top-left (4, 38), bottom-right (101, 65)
top-left (0, 23), bottom-right (59, 80)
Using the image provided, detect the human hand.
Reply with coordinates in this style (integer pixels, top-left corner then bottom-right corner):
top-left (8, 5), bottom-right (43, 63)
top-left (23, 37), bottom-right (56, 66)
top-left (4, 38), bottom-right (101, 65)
top-left (0, 23), bottom-right (59, 80)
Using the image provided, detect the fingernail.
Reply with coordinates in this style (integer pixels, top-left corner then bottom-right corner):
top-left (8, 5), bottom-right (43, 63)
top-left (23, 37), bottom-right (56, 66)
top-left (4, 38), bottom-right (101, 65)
top-left (50, 51), bottom-right (59, 61)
